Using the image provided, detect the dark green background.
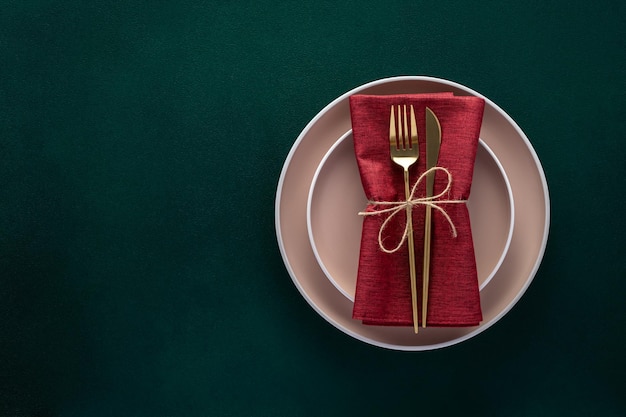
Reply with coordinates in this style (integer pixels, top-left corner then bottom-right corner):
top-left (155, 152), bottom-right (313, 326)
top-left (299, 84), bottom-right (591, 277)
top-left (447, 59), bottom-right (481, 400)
top-left (1, 1), bottom-right (625, 416)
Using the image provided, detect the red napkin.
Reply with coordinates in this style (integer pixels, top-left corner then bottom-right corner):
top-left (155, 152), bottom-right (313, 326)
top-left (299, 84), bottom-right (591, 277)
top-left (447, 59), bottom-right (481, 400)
top-left (349, 93), bottom-right (485, 327)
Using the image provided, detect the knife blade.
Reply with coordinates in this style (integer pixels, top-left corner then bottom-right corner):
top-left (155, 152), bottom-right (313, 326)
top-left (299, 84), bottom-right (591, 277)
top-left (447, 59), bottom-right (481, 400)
top-left (422, 107), bottom-right (441, 327)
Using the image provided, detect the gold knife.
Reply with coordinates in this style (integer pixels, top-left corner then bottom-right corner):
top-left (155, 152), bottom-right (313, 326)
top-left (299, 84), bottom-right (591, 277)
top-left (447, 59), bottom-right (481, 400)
top-left (422, 107), bottom-right (441, 327)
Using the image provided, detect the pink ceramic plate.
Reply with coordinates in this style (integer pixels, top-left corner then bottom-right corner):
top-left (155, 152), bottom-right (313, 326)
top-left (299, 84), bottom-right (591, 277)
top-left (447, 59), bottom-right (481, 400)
top-left (275, 76), bottom-right (550, 350)
top-left (307, 131), bottom-right (514, 301)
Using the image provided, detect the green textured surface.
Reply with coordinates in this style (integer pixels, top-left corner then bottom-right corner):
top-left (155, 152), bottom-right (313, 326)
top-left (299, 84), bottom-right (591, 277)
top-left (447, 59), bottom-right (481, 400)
top-left (1, 1), bottom-right (625, 415)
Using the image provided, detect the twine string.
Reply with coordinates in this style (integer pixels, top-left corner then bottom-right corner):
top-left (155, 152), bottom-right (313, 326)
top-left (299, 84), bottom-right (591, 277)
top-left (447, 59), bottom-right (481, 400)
top-left (358, 166), bottom-right (466, 254)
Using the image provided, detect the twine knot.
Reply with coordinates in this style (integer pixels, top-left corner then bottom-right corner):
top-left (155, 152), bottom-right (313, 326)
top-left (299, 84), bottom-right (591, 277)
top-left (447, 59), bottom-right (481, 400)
top-left (358, 166), bottom-right (466, 253)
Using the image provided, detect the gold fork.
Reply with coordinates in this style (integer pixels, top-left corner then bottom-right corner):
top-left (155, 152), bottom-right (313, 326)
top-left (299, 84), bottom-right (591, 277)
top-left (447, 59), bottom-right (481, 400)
top-left (389, 104), bottom-right (419, 334)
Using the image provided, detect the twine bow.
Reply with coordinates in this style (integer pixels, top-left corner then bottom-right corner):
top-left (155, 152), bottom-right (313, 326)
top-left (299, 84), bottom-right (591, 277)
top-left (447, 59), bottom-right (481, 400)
top-left (358, 166), bottom-right (466, 253)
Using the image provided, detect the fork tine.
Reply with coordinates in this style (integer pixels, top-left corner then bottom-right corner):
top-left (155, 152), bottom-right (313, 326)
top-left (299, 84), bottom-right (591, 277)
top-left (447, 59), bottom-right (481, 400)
top-left (397, 105), bottom-right (402, 145)
top-left (389, 105), bottom-right (397, 149)
top-left (410, 105), bottom-right (417, 149)
top-left (397, 105), bottom-right (403, 149)
top-left (402, 105), bottom-right (409, 149)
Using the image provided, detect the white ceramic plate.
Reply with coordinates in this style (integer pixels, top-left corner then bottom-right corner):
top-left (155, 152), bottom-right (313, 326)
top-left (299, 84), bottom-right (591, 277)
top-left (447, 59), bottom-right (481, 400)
top-left (307, 131), bottom-right (514, 301)
top-left (275, 76), bottom-right (550, 350)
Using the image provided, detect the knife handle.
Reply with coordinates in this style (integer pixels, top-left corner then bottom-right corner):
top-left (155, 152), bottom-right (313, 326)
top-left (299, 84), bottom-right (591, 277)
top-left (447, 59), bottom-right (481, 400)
top-left (422, 205), bottom-right (433, 328)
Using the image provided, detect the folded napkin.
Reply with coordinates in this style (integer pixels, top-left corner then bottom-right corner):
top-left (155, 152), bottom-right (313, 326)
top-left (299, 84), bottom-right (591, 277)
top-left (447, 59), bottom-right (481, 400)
top-left (349, 93), bottom-right (485, 327)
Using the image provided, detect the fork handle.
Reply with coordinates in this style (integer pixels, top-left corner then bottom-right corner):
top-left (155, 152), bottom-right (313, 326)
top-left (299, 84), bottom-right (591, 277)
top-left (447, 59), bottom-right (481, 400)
top-left (404, 168), bottom-right (419, 333)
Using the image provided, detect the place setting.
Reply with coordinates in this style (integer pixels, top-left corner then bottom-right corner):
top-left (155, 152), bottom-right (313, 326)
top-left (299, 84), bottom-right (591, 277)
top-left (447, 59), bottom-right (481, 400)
top-left (275, 76), bottom-right (550, 350)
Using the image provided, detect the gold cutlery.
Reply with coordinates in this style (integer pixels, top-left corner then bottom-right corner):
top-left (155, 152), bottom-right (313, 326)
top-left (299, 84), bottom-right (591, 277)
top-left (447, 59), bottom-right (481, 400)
top-left (389, 104), bottom-right (420, 333)
top-left (422, 107), bottom-right (441, 327)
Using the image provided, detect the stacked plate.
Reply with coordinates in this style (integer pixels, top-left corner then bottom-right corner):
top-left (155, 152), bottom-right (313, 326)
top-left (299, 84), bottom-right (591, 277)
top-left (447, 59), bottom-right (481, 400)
top-left (275, 76), bottom-right (550, 350)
